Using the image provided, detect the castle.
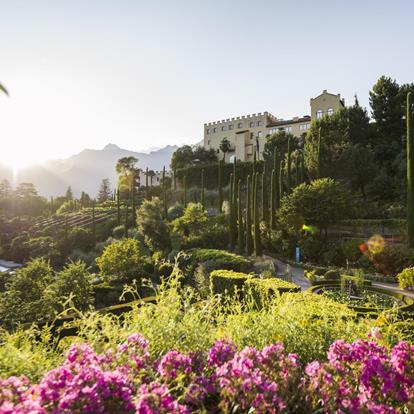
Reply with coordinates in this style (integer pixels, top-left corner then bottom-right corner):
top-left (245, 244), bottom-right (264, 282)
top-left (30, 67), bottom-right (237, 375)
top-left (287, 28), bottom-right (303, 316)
top-left (203, 90), bottom-right (345, 162)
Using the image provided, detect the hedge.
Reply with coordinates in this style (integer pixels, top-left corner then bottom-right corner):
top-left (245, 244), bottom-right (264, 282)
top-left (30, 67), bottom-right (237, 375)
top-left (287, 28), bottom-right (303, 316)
top-left (187, 248), bottom-right (253, 273)
top-left (210, 269), bottom-right (253, 296)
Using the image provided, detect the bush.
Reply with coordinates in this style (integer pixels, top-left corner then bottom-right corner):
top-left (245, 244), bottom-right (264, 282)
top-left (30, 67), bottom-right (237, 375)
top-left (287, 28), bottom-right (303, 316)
top-left (210, 269), bottom-right (253, 296)
top-left (167, 203), bottom-right (184, 220)
top-left (112, 225), bottom-right (125, 239)
top-left (324, 269), bottom-right (340, 281)
top-left (188, 248), bottom-right (252, 273)
top-left (68, 227), bottom-right (95, 252)
top-left (397, 267), bottom-right (414, 290)
top-left (96, 238), bottom-right (150, 283)
top-left (322, 244), bottom-right (345, 266)
top-left (342, 239), bottom-right (364, 263)
top-left (372, 243), bottom-right (414, 276)
top-left (245, 277), bottom-right (300, 307)
top-left (298, 236), bottom-right (324, 263)
top-left (171, 203), bottom-right (208, 238)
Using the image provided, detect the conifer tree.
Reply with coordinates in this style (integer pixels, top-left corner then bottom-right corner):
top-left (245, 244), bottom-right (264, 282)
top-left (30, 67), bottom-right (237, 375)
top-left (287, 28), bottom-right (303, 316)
top-left (274, 147), bottom-right (280, 210)
top-left (270, 168), bottom-right (276, 229)
top-left (145, 167), bottom-right (149, 200)
top-left (407, 92), bottom-right (414, 247)
top-left (50, 196), bottom-right (54, 215)
top-left (201, 168), bottom-right (205, 210)
top-left (218, 160), bottom-right (223, 213)
top-left (279, 160), bottom-right (284, 201)
top-left (229, 173), bottom-right (235, 249)
top-left (91, 200), bottom-right (96, 242)
top-left (162, 166), bottom-right (167, 219)
top-left (253, 173), bottom-right (262, 256)
top-left (261, 165), bottom-right (268, 224)
top-left (183, 175), bottom-right (187, 207)
top-left (317, 127), bottom-right (322, 179)
top-left (131, 186), bottom-right (136, 227)
top-left (173, 168), bottom-right (177, 191)
top-left (237, 179), bottom-right (244, 255)
top-left (117, 188), bottom-right (121, 225)
top-left (295, 152), bottom-right (300, 187)
top-left (245, 175), bottom-right (253, 255)
top-left (64, 215), bottom-right (69, 243)
top-left (124, 203), bottom-right (129, 238)
top-left (287, 136), bottom-right (292, 192)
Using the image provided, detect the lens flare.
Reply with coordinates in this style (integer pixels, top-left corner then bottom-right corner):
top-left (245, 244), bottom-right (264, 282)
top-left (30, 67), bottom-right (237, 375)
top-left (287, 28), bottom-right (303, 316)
top-left (302, 224), bottom-right (318, 235)
top-left (366, 234), bottom-right (385, 255)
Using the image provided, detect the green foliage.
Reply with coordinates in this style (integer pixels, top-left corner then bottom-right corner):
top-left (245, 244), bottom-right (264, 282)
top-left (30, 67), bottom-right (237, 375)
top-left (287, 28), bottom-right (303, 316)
top-left (96, 238), bottom-right (149, 283)
top-left (324, 269), bottom-right (340, 280)
top-left (210, 269), bottom-right (252, 296)
top-left (56, 200), bottom-right (78, 215)
top-left (407, 91), bottom-right (414, 247)
top-left (136, 197), bottom-right (171, 253)
top-left (172, 202), bottom-right (208, 238)
top-left (68, 227), bottom-right (95, 252)
top-left (187, 248), bottom-right (253, 273)
top-left (97, 178), bottom-right (112, 203)
top-left (253, 173), bottom-right (262, 256)
top-left (342, 239), bottom-right (364, 263)
top-left (372, 244), bottom-right (414, 276)
top-left (245, 175), bottom-right (253, 255)
top-left (237, 179), bottom-right (244, 255)
top-left (112, 224), bottom-right (125, 239)
top-left (52, 261), bottom-right (94, 311)
top-left (0, 258), bottom-right (56, 329)
top-left (397, 267), bottom-right (414, 290)
top-left (167, 203), bottom-right (184, 220)
top-left (170, 145), bottom-right (218, 171)
top-left (278, 178), bottom-right (352, 235)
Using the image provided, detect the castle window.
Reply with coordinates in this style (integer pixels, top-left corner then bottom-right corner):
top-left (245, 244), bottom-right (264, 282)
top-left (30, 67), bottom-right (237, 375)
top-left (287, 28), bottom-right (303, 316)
top-left (229, 124), bottom-right (234, 130)
top-left (213, 128), bottom-right (217, 133)
top-left (257, 131), bottom-right (262, 138)
top-left (257, 120), bottom-right (262, 126)
top-left (286, 126), bottom-right (292, 133)
top-left (237, 122), bottom-right (243, 128)
top-left (207, 140), bottom-right (210, 145)
top-left (206, 129), bottom-right (210, 134)
top-left (249, 121), bottom-right (254, 128)
top-left (316, 110), bottom-right (323, 119)
top-left (221, 125), bottom-right (227, 131)
top-left (327, 108), bottom-right (334, 116)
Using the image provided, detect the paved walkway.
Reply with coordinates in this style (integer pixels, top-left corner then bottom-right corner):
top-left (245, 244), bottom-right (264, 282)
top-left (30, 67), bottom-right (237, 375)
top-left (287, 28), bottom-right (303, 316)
top-left (271, 257), bottom-right (414, 298)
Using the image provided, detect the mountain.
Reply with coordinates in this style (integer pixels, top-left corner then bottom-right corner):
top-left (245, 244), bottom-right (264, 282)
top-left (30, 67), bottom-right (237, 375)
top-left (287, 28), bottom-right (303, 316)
top-left (0, 144), bottom-right (178, 198)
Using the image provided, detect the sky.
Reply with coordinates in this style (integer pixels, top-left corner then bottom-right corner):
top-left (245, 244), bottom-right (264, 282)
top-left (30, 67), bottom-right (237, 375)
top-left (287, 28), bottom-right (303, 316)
top-left (1, 0), bottom-right (413, 167)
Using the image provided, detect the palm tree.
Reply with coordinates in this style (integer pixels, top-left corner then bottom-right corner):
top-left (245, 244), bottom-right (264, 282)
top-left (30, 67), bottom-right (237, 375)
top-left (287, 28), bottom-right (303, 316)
top-left (219, 138), bottom-right (231, 162)
top-left (115, 156), bottom-right (139, 192)
top-left (0, 83), bottom-right (9, 96)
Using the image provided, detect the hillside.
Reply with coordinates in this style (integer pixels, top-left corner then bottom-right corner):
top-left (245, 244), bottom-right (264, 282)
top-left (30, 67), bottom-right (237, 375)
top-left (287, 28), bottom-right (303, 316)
top-left (0, 144), bottom-right (178, 197)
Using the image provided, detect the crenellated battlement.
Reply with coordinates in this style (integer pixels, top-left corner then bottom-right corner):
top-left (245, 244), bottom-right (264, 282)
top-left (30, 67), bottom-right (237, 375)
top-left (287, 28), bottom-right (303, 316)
top-left (204, 111), bottom-right (276, 127)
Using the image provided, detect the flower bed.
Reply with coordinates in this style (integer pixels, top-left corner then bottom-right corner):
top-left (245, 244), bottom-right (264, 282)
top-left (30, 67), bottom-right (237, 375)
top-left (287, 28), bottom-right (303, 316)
top-left (2, 334), bottom-right (414, 413)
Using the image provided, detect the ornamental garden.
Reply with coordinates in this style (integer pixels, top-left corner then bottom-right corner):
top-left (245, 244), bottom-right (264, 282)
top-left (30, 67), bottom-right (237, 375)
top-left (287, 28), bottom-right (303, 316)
top-left (1, 76), bottom-right (414, 412)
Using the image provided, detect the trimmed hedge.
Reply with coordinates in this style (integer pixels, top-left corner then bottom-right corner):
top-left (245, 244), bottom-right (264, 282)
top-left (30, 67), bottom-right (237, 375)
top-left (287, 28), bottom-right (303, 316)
top-left (187, 248), bottom-right (253, 273)
top-left (210, 269), bottom-right (253, 296)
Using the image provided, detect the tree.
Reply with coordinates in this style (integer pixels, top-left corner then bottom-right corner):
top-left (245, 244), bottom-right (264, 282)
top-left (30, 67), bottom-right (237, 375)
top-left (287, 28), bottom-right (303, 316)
top-left (245, 175), bottom-right (253, 255)
top-left (52, 261), bottom-right (93, 311)
top-left (407, 91), bottom-right (414, 247)
top-left (97, 178), bottom-right (112, 203)
top-left (172, 202), bottom-right (208, 238)
top-left (116, 156), bottom-right (139, 192)
top-left (96, 238), bottom-right (147, 283)
top-left (278, 178), bottom-right (352, 238)
top-left (136, 197), bottom-right (171, 252)
top-left (170, 145), bottom-right (218, 171)
top-left (65, 186), bottom-right (73, 201)
top-left (219, 138), bottom-right (231, 161)
top-left (263, 131), bottom-right (297, 162)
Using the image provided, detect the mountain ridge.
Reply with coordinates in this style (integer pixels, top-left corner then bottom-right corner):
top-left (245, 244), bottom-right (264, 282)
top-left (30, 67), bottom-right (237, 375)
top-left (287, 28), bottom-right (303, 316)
top-left (0, 143), bottom-right (179, 198)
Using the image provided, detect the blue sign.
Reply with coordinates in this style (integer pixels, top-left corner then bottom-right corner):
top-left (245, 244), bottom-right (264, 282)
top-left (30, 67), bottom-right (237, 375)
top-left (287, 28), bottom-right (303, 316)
top-left (295, 247), bottom-right (301, 263)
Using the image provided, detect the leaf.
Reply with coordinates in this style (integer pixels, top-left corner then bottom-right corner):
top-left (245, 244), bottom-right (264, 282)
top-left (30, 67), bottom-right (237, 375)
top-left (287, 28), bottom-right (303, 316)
top-left (0, 83), bottom-right (9, 96)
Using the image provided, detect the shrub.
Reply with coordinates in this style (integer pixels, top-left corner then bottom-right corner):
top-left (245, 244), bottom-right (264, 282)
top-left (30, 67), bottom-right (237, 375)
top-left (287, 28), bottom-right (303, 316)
top-left (68, 227), bottom-right (95, 252)
top-left (112, 225), bottom-right (125, 239)
top-left (167, 203), bottom-right (184, 220)
top-left (171, 202), bottom-right (208, 238)
top-left (245, 277), bottom-right (300, 307)
top-left (210, 269), bottom-right (253, 296)
top-left (324, 269), bottom-right (340, 280)
top-left (188, 248), bottom-right (252, 273)
top-left (96, 238), bottom-right (149, 283)
top-left (372, 243), bottom-right (414, 276)
top-left (322, 244), bottom-right (345, 266)
top-left (298, 236), bottom-right (324, 263)
top-left (397, 267), bottom-right (414, 290)
top-left (342, 238), bottom-right (364, 263)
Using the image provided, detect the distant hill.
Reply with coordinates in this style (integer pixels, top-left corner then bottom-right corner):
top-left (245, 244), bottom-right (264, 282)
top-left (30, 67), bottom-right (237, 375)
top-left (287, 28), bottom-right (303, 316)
top-left (0, 144), bottom-right (178, 198)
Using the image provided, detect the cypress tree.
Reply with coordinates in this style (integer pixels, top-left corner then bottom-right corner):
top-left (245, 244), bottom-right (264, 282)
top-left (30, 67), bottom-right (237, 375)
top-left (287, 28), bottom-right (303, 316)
top-left (407, 92), bottom-right (414, 247)
top-left (279, 160), bottom-right (284, 201)
top-left (253, 151), bottom-right (257, 176)
top-left (92, 200), bottom-right (96, 243)
top-left (183, 175), bottom-right (187, 207)
top-left (162, 166), bottom-right (167, 219)
top-left (274, 148), bottom-right (280, 210)
top-left (237, 179), bottom-right (244, 255)
top-left (253, 173), bottom-right (262, 256)
top-left (218, 160), bottom-right (223, 213)
top-left (64, 215), bottom-right (69, 243)
top-left (50, 196), bottom-right (54, 215)
top-left (145, 167), bottom-right (149, 200)
top-left (245, 175), bottom-right (253, 256)
top-left (287, 136), bottom-right (292, 192)
top-left (117, 188), bottom-right (121, 225)
top-left (124, 203), bottom-right (129, 237)
top-left (229, 173), bottom-right (235, 249)
top-left (270, 168), bottom-right (276, 229)
top-left (261, 165), bottom-right (268, 224)
top-left (301, 150), bottom-right (306, 183)
top-left (317, 127), bottom-right (322, 179)
top-left (173, 168), bottom-right (177, 191)
top-left (131, 186), bottom-right (136, 227)
top-left (201, 168), bottom-right (205, 210)
top-left (295, 152), bottom-right (300, 187)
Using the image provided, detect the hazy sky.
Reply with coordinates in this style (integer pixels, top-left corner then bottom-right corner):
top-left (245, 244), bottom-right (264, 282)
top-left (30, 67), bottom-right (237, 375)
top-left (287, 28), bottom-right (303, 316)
top-left (1, 0), bottom-right (413, 167)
